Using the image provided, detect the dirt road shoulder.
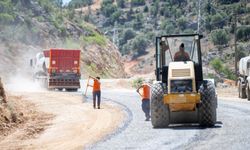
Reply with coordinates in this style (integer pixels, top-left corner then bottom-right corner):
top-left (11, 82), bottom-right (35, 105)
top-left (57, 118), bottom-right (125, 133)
top-left (0, 91), bottom-right (124, 150)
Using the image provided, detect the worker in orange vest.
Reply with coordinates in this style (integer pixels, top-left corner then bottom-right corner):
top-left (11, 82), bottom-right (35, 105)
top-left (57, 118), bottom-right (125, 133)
top-left (136, 83), bottom-right (151, 121)
top-left (89, 76), bottom-right (101, 109)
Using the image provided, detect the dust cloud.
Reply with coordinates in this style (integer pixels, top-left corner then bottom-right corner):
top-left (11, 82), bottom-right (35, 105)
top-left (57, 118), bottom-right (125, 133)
top-left (6, 74), bottom-right (45, 92)
top-left (0, 45), bottom-right (45, 92)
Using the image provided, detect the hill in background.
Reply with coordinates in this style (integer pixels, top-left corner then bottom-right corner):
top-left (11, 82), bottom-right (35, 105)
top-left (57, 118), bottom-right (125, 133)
top-left (0, 0), bottom-right (126, 80)
top-left (69, 0), bottom-right (250, 80)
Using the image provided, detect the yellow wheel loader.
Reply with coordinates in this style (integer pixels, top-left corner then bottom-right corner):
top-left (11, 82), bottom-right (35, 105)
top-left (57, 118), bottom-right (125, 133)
top-left (151, 34), bottom-right (217, 128)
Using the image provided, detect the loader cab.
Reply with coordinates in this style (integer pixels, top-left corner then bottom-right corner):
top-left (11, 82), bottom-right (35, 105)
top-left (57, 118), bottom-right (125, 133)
top-left (155, 34), bottom-right (203, 92)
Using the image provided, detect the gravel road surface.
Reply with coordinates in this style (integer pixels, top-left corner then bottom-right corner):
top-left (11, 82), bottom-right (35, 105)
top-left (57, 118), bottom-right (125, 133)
top-left (88, 89), bottom-right (250, 150)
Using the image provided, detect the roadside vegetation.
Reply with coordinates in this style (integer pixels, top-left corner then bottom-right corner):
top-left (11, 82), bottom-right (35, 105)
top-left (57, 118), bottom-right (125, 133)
top-left (69, 0), bottom-right (250, 80)
top-left (69, 0), bottom-right (250, 57)
top-left (0, 0), bottom-right (107, 47)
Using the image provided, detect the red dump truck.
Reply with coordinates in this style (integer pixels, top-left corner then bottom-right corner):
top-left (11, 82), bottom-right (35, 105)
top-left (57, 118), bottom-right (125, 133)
top-left (30, 48), bottom-right (81, 91)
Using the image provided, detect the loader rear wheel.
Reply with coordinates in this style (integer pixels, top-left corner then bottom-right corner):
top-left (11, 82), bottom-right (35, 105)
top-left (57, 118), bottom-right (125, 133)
top-left (198, 81), bottom-right (217, 127)
top-left (151, 83), bottom-right (169, 128)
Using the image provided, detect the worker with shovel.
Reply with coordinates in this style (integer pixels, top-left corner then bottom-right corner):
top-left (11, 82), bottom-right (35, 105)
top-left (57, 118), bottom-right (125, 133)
top-left (136, 82), bottom-right (151, 121)
top-left (86, 76), bottom-right (101, 109)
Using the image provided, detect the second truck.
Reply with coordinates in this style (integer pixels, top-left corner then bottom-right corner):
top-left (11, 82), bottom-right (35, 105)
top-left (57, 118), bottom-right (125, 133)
top-left (238, 56), bottom-right (250, 100)
top-left (30, 48), bottom-right (81, 91)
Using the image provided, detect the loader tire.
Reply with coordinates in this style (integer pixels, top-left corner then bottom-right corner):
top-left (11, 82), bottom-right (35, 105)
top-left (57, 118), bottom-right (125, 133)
top-left (151, 83), bottom-right (170, 128)
top-left (198, 81), bottom-right (217, 127)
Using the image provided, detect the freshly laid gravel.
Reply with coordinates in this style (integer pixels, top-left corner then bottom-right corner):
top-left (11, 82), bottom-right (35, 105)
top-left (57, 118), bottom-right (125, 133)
top-left (87, 90), bottom-right (250, 150)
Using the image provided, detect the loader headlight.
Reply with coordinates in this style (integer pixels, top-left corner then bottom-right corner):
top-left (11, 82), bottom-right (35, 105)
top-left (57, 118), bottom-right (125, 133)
top-left (74, 61), bottom-right (78, 65)
top-left (170, 79), bottom-right (193, 93)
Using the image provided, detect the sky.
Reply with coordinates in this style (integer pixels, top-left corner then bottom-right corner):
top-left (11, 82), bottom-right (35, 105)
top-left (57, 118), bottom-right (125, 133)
top-left (62, 0), bottom-right (72, 5)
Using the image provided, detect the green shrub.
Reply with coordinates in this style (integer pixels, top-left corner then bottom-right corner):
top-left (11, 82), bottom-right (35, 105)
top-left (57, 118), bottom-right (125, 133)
top-left (150, 5), bottom-right (158, 17)
top-left (133, 14), bottom-right (143, 30)
top-left (177, 17), bottom-right (187, 30)
top-left (132, 35), bottom-right (148, 57)
top-left (69, 0), bottom-right (93, 8)
top-left (210, 13), bottom-right (227, 29)
top-left (120, 28), bottom-right (136, 45)
top-left (143, 5), bottom-right (149, 12)
top-left (145, 31), bottom-right (155, 42)
top-left (82, 32), bottom-right (107, 46)
top-left (117, 0), bottom-right (125, 8)
top-left (236, 26), bottom-right (250, 41)
top-left (166, 24), bottom-right (175, 34)
top-left (0, 0), bottom-right (13, 13)
top-left (101, 0), bottom-right (117, 17)
top-left (110, 10), bottom-right (121, 24)
top-left (211, 29), bottom-right (229, 46)
top-left (210, 58), bottom-right (224, 73)
top-left (237, 45), bottom-right (246, 60)
top-left (131, 0), bottom-right (145, 6)
top-left (217, 0), bottom-right (240, 4)
top-left (0, 13), bottom-right (14, 24)
top-left (38, 0), bottom-right (54, 13)
top-left (184, 29), bottom-right (194, 34)
top-left (210, 58), bottom-right (236, 80)
top-left (224, 68), bottom-right (236, 80)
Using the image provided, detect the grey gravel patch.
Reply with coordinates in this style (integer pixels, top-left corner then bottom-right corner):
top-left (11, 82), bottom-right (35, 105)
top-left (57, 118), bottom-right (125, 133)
top-left (83, 90), bottom-right (250, 150)
top-left (84, 96), bottom-right (133, 150)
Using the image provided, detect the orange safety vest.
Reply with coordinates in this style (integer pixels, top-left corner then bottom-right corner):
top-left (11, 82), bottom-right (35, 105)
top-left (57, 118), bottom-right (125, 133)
top-left (140, 84), bottom-right (150, 100)
top-left (93, 79), bottom-right (101, 92)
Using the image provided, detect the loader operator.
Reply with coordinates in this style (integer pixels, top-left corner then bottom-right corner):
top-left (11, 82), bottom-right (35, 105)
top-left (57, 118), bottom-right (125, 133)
top-left (136, 83), bottom-right (151, 121)
top-left (89, 76), bottom-right (101, 109)
top-left (174, 43), bottom-right (190, 61)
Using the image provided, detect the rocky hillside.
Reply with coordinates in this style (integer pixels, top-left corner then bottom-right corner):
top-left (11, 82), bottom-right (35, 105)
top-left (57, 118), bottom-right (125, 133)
top-left (0, 0), bottom-right (126, 80)
top-left (70, 0), bottom-right (250, 80)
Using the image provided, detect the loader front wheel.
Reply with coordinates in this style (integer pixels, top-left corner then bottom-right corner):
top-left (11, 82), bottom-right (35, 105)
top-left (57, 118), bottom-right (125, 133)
top-left (151, 83), bottom-right (170, 128)
top-left (198, 80), bottom-right (217, 127)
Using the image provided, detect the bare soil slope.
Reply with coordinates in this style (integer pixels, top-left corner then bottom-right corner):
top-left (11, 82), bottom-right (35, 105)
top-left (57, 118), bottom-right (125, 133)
top-left (0, 88), bottom-right (123, 149)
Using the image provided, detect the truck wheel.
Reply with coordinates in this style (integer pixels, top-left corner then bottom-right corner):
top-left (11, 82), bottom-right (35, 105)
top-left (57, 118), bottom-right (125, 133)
top-left (238, 81), bottom-right (247, 99)
top-left (238, 82), bottom-right (241, 98)
top-left (198, 81), bottom-right (217, 127)
top-left (151, 83), bottom-right (170, 128)
top-left (246, 84), bottom-right (250, 101)
top-left (66, 88), bottom-right (78, 92)
top-left (58, 88), bottom-right (63, 91)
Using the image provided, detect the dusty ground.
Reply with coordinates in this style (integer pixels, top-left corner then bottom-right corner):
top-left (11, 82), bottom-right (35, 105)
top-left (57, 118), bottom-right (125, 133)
top-left (0, 94), bottom-right (54, 149)
top-left (216, 86), bottom-right (238, 98)
top-left (0, 90), bottom-right (124, 150)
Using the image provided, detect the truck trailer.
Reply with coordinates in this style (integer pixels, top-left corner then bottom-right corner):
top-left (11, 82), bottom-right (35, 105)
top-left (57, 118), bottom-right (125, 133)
top-left (31, 48), bottom-right (81, 91)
